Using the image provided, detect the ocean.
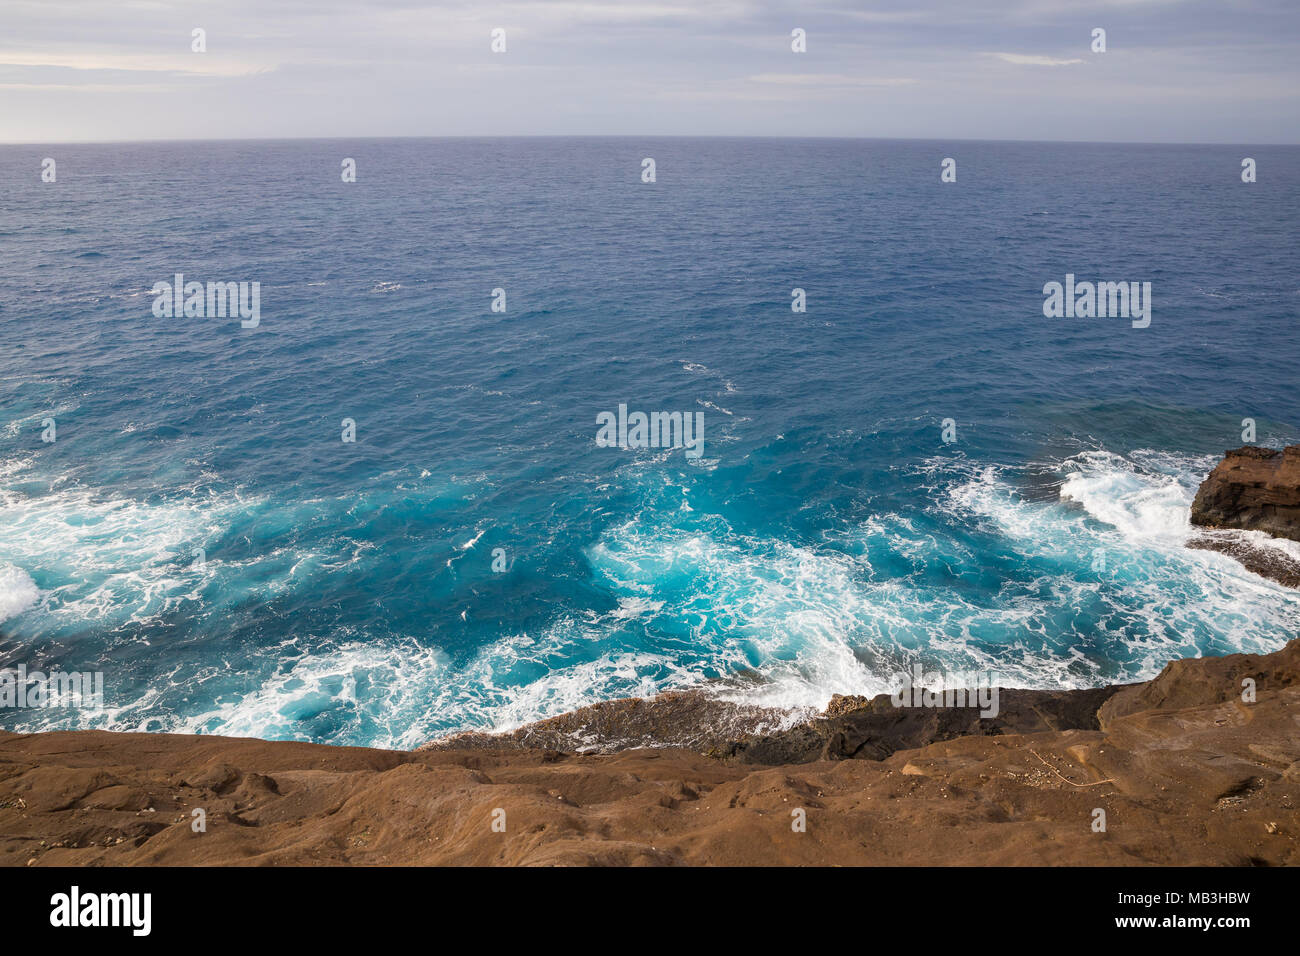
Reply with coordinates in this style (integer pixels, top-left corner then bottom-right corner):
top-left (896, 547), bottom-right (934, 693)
top-left (1, 137), bottom-right (1298, 748)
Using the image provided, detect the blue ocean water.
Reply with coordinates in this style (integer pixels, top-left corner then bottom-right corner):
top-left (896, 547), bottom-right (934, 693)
top-left (1, 138), bottom-right (1298, 748)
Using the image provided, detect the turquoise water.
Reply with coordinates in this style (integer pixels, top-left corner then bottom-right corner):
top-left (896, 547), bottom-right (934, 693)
top-left (1, 138), bottom-right (1298, 747)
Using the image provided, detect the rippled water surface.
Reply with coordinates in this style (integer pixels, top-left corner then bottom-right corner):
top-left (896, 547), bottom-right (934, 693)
top-left (2, 138), bottom-right (1298, 747)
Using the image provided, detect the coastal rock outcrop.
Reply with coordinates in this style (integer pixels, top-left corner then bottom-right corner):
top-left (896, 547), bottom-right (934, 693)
top-left (1187, 445), bottom-right (1300, 586)
top-left (1098, 638), bottom-right (1300, 728)
top-left (732, 684), bottom-right (1126, 764)
top-left (1190, 445), bottom-right (1300, 540)
top-left (423, 691), bottom-right (801, 757)
top-left (423, 684), bottom-right (1129, 764)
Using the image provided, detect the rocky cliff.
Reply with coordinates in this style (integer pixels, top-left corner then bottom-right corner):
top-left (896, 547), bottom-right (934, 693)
top-left (1191, 445), bottom-right (1300, 540)
top-left (1187, 445), bottom-right (1300, 586)
top-left (4, 639), bottom-right (1298, 866)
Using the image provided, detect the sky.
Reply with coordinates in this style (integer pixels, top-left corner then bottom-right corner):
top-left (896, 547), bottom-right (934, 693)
top-left (1, 0), bottom-right (1297, 144)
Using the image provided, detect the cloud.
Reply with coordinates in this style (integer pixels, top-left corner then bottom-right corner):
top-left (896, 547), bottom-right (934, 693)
top-left (0, 82), bottom-right (176, 93)
top-left (747, 74), bottom-right (917, 87)
top-left (0, 51), bottom-right (270, 77)
top-left (986, 52), bottom-right (1085, 66)
top-left (0, 0), bottom-right (1296, 142)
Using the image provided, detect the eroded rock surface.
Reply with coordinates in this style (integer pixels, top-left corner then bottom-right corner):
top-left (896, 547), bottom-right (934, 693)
top-left (4, 640), bottom-right (1297, 866)
top-left (1191, 445), bottom-right (1300, 541)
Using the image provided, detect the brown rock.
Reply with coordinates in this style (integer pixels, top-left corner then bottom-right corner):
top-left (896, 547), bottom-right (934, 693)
top-left (1098, 638), bottom-right (1300, 728)
top-left (1190, 445), bottom-right (1300, 541)
top-left (1186, 534), bottom-right (1300, 587)
top-left (733, 683), bottom-right (1126, 764)
top-left (2, 640), bottom-right (1298, 866)
top-left (424, 690), bottom-right (802, 756)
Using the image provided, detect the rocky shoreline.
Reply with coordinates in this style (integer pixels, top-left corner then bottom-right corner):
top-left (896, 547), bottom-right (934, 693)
top-left (1189, 445), bottom-right (1300, 586)
top-left (1191, 445), bottom-right (1300, 540)
top-left (423, 683), bottom-right (1128, 765)
top-left (1, 445), bottom-right (1298, 866)
top-left (2, 636), bottom-right (1297, 865)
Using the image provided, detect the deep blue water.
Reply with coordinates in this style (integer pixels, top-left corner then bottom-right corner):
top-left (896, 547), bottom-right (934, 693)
top-left (1, 138), bottom-right (1298, 747)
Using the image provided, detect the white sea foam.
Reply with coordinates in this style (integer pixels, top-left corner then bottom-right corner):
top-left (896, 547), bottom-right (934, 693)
top-left (0, 563), bottom-right (40, 623)
top-left (0, 485), bottom-right (246, 630)
top-left (944, 451), bottom-right (1298, 665)
top-left (578, 451), bottom-right (1300, 718)
top-left (178, 639), bottom-right (451, 750)
top-left (7, 447), bottom-right (1296, 748)
top-left (0, 456), bottom-right (34, 480)
top-left (1056, 447), bottom-right (1300, 568)
top-left (1058, 449), bottom-right (1205, 543)
top-left (2, 635), bottom-right (452, 750)
top-left (587, 519), bottom-right (901, 711)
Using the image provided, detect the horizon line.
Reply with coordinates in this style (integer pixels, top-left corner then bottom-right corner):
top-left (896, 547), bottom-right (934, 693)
top-left (3, 134), bottom-right (1298, 149)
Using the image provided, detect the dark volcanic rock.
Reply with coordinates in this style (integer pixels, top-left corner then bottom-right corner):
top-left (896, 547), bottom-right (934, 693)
top-left (425, 682), bottom-right (1131, 767)
top-left (730, 684), bottom-right (1127, 764)
top-left (1190, 445), bottom-right (1300, 541)
top-left (1186, 534), bottom-right (1300, 588)
top-left (422, 690), bottom-right (803, 756)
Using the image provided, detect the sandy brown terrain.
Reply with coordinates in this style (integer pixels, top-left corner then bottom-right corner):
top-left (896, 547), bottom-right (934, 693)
top-left (2, 638), bottom-right (1297, 866)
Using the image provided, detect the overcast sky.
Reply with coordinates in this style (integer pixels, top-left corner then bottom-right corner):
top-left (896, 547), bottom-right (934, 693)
top-left (1, 0), bottom-right (1297, 144)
